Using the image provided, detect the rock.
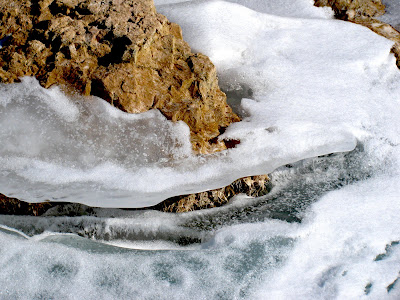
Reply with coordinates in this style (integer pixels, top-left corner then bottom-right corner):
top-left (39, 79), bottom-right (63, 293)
top-left (314, 0), bottom-right (385, 20)
top-left (0, 175), bottom-right (271, 216)
top-left (0, 0), bottom-right (240, 154)
top-left (154, 175), bottom-right (271, 213)
top-left (0, 193), bottom-right (52, 216)
top-left (0, 0), bottom-right (272, 214)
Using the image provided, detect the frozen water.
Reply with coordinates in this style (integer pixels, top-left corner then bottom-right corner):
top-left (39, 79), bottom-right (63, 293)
top-left (1, 0), bottom-right (400, 298)
top-left (0, 146), bottom-right (399, 299)
top-left (1, 1), bottom-right (397, 207)
top-left (255, 174), bottom-right (400, 299)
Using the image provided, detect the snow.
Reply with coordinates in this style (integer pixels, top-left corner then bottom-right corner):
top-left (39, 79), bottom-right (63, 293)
top-left (155, 0), bottom-right (333, 19)
top-left (1, 0), bottom-right (398, 208)
top-left (255, 175), bottom-right (400, 299)
top-left (1, 0), bottom-right (400, 298)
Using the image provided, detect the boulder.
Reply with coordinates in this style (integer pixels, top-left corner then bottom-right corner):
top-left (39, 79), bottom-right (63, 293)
top-left (0, 0), bottom-right (240, 154)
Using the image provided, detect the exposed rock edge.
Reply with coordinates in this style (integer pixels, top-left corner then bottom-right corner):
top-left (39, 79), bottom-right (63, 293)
top-left (0, 175), bottom-right (271, 215)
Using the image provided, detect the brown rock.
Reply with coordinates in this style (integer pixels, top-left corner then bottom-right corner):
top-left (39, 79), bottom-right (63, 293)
top-left (314, 0), bottom-right (385, 20)
top-left (0, 0), bottom-right (240, 154)
top-left (0, 0), bottom-right (271, 213)
top-left (0, 175), bottom-right (271, 216)
top-left (0, 193), bottom-right (52, 216)
top-left (154, 175), bottom-right (271, 213)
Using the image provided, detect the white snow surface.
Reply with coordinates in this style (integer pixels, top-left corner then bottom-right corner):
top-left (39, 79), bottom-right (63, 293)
top-left (255, 175), bottom-right (400, 299)
top-left (155, 0), bottom-right (333, 19)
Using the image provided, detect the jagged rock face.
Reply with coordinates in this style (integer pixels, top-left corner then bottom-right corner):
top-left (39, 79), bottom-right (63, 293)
top-left (0, 0), bottom-right (240, 154)
top-left (315, 0), bottom-right (385, 20)
top-left (0, 193), bottom-right (52, 216)
top-left (156, 175), bottom-right (271, 213)
top-left (0, 175), bottom-right (271, 215)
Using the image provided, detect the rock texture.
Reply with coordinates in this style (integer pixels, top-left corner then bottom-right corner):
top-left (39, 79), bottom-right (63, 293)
top-left (0, 176), bottom-right (270, 215)
top-left (315, 0), bottom-right (400, 68)
top-left (0, 0), bottom-right (240, 154)
top-left (0, 193), bottom-right (52, 216)
top-left (154, 175), bottom-right (271, 212)
top-left (315, 0), bottom-right (385, 19)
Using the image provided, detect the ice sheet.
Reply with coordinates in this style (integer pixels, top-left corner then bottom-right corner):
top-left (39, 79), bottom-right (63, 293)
top-left (0, 136), bottom-right (399, 299)
top-left (1, 1), bottom-right (398, 207)
top-left (0, 217), bottom-right (297, 299)
top-left (1, 170), bottom-right (399, 299)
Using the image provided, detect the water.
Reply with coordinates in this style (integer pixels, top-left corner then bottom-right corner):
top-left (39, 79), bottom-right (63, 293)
top-left (1, 141), bottom-right (399, 299)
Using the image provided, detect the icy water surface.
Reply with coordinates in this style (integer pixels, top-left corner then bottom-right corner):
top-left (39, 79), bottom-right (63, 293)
top-left (1, 142), bottom-right (399, 299)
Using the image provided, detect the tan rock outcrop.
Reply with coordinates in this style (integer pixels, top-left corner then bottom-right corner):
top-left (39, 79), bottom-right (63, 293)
top-left (0, 175), bottom-right (271, 216)
top-left (0, 0), bottom-right (240, 154)
top-left (155, 175), bottom-right (271, 213)
top-left (0, 0), bottom-right (273, 213)
top-left (314, 0), bottom-right (385, 19)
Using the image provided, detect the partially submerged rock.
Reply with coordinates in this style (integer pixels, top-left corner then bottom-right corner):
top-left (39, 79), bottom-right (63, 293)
top-left (0, 0), bottom-right (240, 154)
top-left (0, 176), bottom-right (271, 216)
top-left (0, 193), bottom-right (52, 216)
top-left (154, 175), bottom-right (271, 213)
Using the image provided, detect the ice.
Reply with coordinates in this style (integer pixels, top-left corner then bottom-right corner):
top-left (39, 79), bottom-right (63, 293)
top-left (0, 145), bottom-right (399, 298)
top-left (1, 0), bottom-right (400, 297)
top-left (0, 217), bottom-right (296, 299)
top-left (254, 174), bottom-right (400, 299)
top-left (2, 1), bottom-right (398, 207)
